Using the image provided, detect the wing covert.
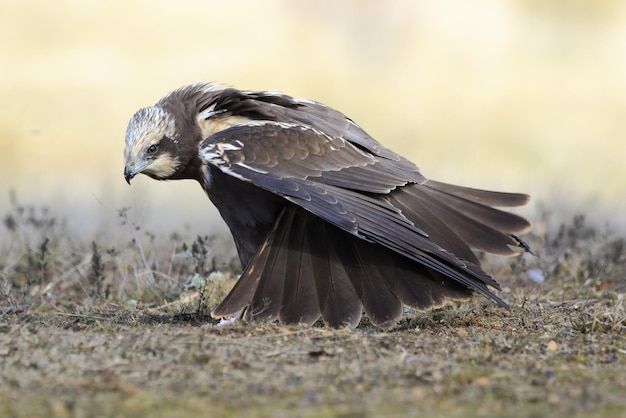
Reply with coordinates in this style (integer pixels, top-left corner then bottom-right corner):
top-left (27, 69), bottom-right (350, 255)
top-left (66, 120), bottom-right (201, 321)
top-left (199, 122), bottom-right (424, 192)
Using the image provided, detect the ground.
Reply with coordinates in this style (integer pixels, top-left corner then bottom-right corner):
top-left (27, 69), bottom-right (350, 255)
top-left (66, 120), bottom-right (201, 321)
top-left (1, 201), bottom-right (625, 418)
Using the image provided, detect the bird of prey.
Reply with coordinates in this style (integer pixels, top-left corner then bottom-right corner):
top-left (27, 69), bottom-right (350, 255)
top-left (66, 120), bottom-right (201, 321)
top-left (124, 82), bottom-right (531, 329)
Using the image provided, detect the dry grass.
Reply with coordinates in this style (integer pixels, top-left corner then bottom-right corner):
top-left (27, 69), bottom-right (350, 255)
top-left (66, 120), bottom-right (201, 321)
top-left (1, 197), bottom-right (625, 417)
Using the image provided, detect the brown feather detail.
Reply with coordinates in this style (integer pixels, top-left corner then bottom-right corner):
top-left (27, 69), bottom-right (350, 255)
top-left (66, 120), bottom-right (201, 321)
top-left (218, 155), bottom-right (509, 307)
top-left (278, 210), bottom-right (322, 325)
top-left (213, 201), bottom-right (502, 328)
top-left (213, 207), bottom-right (362, 327)
top-left (391, 185), bottom-right (527, 256)
top-left (210, 207), bottom-right (290, 319)
top-left (388, 187), bottom-right (480, 264)
top-left (374, 246), bottom-right (474, 309)
top-left (425, 180), bottom-right (530, 207)
top-left (422, 181), bottom-right (532, 233)
top-left (338, 238), bottom-right (403, 329)
top-left (307, 221), bottom-right (363, 328)
top-left (126, 82), bottom-right (533, 329)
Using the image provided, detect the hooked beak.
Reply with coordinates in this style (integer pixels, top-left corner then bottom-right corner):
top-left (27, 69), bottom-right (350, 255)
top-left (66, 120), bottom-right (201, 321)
top-left (124, 165), bottom-right (135, 184)
top-left (124, 157), bottom-right (152, 184)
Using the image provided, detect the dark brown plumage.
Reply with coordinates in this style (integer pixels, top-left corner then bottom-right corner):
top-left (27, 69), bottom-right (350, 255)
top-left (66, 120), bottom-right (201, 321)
top-left (124, 82), bottom-right (532, 328)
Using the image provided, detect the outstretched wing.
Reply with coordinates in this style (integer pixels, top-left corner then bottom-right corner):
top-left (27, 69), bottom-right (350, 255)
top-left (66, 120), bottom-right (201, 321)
top-left (199, 121), bottom-right (508, 305)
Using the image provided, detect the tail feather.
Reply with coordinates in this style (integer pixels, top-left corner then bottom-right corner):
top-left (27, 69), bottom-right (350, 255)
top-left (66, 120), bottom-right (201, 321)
top-left (210, 209), bottom-right (287, 319)
top-left (211, 208), bottom-right (291, 320)
top-left (213, 208), bottom-right (364, 327)
top-left (279, 213), bottom-right (322, 325)
top-left (246, 210), bottom-right (295, 321)
top-left (377, 252), bottom-right (475, 309)
top-left (340, 239), bottom-right (403, 328)
top-left (309, 222), bottom-right (362, 328)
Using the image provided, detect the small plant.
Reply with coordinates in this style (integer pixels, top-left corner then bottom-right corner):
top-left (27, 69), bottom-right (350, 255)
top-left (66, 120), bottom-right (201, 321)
top-left (117, 207), bottom-right (153, 278)
top-left (1, 192), bottom-right (64, 305)
top-left (89, 241), bottom-right (105, 298)
top-left (180, 235), bottom-right (219, 316)
top-left (183, 235), bottom-right (216, 278)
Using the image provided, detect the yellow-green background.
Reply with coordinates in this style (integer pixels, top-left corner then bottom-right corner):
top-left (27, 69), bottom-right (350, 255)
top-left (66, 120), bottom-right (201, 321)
top-left (1, 0), bottom-right (625, 240)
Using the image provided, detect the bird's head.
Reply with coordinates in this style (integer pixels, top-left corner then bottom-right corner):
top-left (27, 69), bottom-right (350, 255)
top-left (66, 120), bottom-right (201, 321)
top-left (123, 106), bottom-right (181, 184)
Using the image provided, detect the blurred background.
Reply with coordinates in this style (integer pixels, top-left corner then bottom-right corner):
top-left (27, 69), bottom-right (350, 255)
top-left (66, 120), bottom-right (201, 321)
top-left (1, 0), bottom-right (625, 243)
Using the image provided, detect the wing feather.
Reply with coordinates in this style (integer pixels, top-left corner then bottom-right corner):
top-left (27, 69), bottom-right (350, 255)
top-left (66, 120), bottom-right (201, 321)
top-left (201, 123), bottom-right (510, 308)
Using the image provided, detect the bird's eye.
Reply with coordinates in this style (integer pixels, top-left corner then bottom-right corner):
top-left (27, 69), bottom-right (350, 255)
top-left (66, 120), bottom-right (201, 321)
top-left (146, 144), bottom-right (158, 155)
